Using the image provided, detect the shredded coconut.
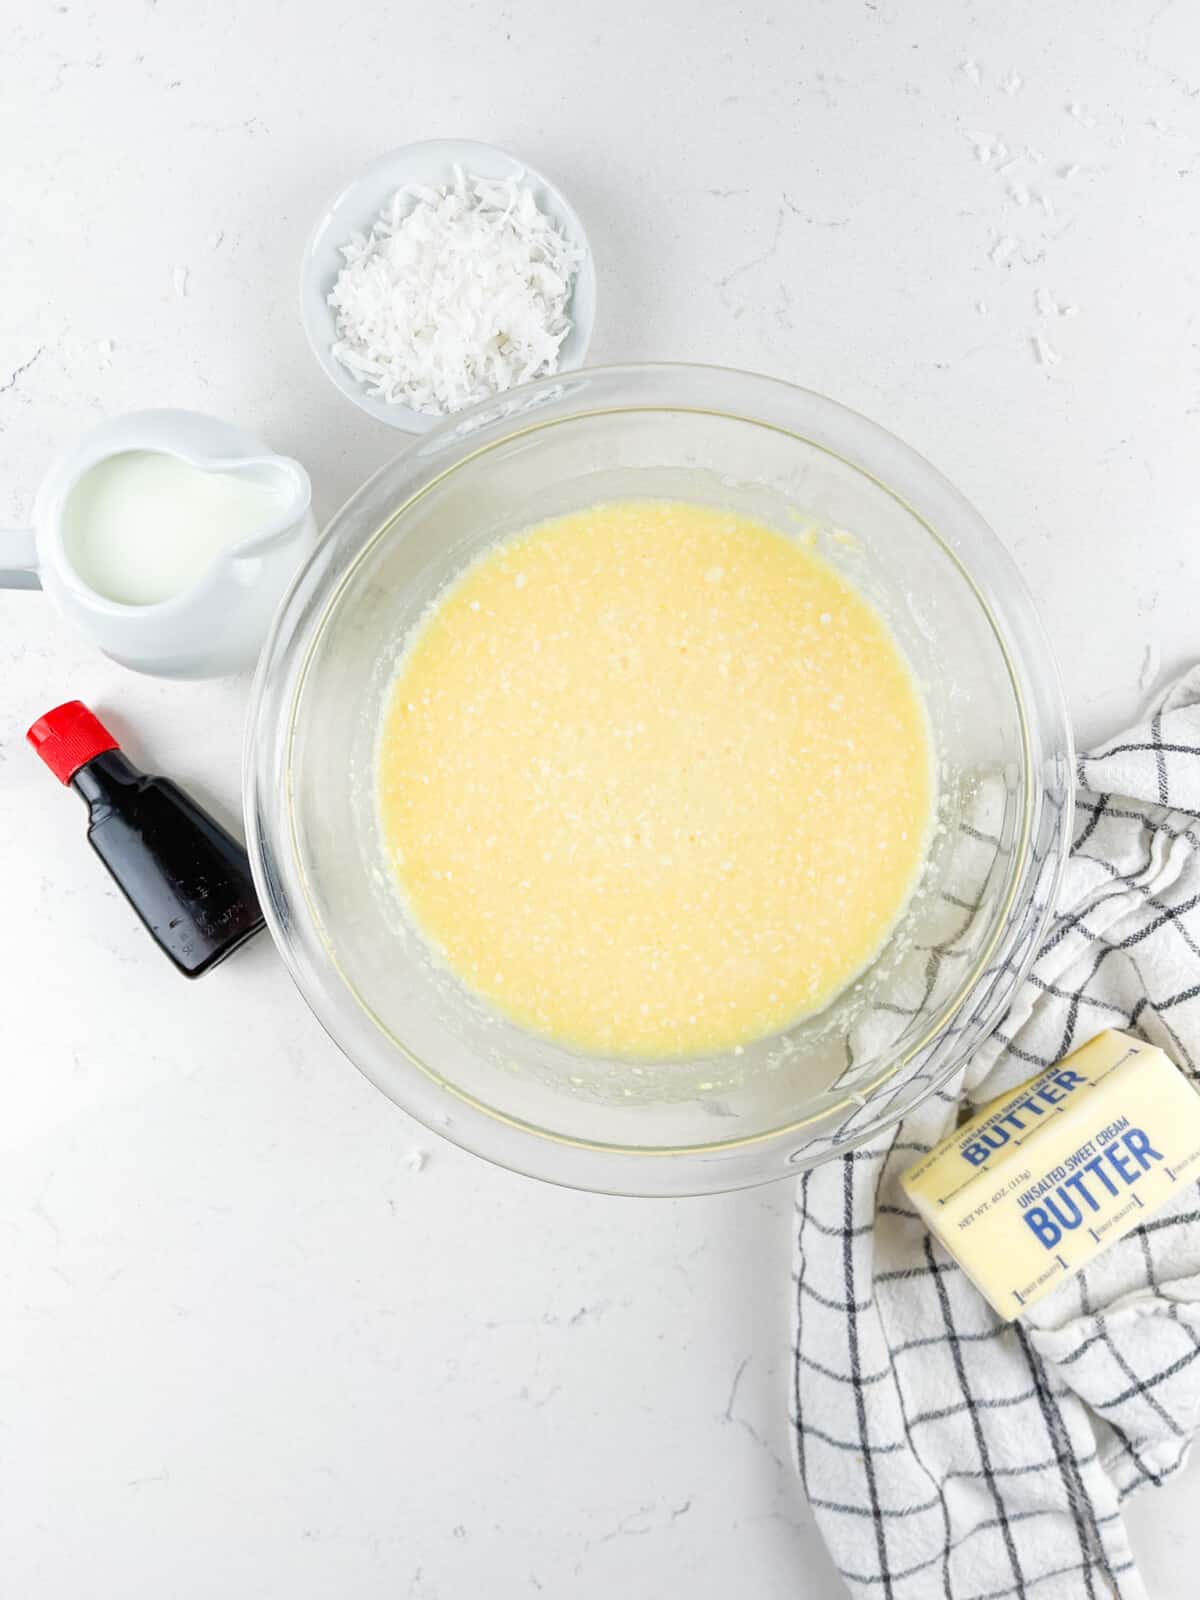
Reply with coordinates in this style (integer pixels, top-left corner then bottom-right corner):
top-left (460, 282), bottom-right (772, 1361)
top-left (1139, 641), bottom-right (1161, 691)
top-left (328, 166), bottom-right (583, 416)
top-left (1036, 289), bottom-right (1077, 319)
top-left (968, 131), bottom-right (1006, 164)
top-left (969, 133), bottom-right (992, 163)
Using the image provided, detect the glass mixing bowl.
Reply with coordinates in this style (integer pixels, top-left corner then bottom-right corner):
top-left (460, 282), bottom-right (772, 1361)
top-left (245, 364), bottom-right (1072, 1195)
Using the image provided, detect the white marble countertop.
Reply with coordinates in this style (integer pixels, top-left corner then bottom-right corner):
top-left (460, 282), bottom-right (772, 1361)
top-left (3, 1), bottom-right (1199, 1594)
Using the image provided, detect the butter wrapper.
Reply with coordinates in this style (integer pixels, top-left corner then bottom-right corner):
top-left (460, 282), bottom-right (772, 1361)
top-left (901, 1030), bottom-right (1200, 1319)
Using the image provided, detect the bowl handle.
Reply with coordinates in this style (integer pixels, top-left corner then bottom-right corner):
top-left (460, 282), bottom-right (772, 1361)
top-left (0, 528), bottom-right (39, 590)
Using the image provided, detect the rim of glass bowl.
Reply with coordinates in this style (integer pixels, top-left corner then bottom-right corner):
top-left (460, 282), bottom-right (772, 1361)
top-left (244, 363), bottom-right (1074, 1195)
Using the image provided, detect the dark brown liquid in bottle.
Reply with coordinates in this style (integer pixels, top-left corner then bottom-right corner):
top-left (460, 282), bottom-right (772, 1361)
top-left (72, 750), bottom-right (263, 976)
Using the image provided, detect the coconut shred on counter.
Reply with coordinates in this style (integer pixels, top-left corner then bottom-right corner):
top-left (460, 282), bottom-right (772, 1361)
top-left (376, 500), bottom-right (935, 1058)
top-left (328, 167), bottom-right (582, 416)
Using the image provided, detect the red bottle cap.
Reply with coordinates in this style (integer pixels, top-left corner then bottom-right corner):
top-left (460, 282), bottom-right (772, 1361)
top-left (27, 700), bottom-right (120, 784)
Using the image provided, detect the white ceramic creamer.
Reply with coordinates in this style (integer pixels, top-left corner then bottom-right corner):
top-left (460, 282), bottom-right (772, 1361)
top-left (0, 410), bottom-right (317, 677)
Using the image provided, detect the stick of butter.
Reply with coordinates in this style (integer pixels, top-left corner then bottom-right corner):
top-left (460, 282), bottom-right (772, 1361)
top-left (901, 1030), bottom-right (1200, 1319)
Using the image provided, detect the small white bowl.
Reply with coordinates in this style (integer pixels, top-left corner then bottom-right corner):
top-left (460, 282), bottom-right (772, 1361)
top-left (300, 139), bottom-right (597, 434)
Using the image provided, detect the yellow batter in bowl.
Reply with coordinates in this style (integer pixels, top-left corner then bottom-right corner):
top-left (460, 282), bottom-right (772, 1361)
top-left (377, 499), bottom-right (933, 1057)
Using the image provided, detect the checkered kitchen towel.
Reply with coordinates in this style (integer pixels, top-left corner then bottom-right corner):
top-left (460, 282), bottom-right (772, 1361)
top-left (794, 668), bottom-right (1200, 1600)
